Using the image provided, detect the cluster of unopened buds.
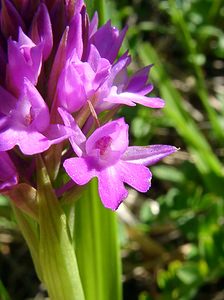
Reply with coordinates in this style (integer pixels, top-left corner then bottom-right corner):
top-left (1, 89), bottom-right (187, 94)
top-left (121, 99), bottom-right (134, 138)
top-left (0, 0), bottom-right (177, 211)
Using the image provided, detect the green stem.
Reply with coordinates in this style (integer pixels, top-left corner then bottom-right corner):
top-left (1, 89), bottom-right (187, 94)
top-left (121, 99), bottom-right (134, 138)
top-left (36, 155), bottom-right (84, 300)
top-left (85, 0), bottom-right (106, 26)
top-left (12, 204), bottom-right (43, 282)
top-left (75, 179), bottom-right (122, 300)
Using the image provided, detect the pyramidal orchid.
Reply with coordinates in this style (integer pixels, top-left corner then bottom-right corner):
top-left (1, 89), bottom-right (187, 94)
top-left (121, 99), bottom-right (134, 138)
top-left (61, 114), bottom-right (176, 210)
top-left (0, 1), bottom-right (177, 299)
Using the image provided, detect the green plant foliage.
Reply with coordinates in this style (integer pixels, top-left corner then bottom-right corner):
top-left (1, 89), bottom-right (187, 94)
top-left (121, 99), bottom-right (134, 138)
top-left (107, 0), bottom-right (224, 299)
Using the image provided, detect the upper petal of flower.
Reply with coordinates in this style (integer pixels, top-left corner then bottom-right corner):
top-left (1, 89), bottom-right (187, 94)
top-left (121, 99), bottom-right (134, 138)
top-left (57, 48), bottom-right (111, 113)
top-left (85, 118), bottom-right (129, 166)
top-left (6, 29), bottom-right (43, 96)
top-left (125, 65), bottom-right (154, 95)
top-left (57, 60), bottom-right (87, 112)
top-left (58, 107), bottom-right (86, 156)
top-left (89, 12), bottom-right (98, 38)
top-left (1, 0), bottom-right (25, 39)
top-left (30, 3), bottom-right (53, 60)
top-left (90, 20), bottom-right (127, 64)
top-left (66, 13), bottom-right (83, 60)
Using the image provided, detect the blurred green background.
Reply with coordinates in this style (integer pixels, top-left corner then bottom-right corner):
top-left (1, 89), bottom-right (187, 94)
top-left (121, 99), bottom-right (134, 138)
top-left (1, 0), bottom-right (224, 299)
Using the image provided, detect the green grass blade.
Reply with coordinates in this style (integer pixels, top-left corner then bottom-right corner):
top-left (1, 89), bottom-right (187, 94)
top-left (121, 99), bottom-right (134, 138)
top-left (0, 280), bottom-right (11, 300)
top-left (85, 0), bottom-right (106, 25)
top-left (139, 43), bottom-right (224, 192)
top-left (167, 0), bottom-right (224, 140)
top-left (75, 179), bottom-right (122, 300)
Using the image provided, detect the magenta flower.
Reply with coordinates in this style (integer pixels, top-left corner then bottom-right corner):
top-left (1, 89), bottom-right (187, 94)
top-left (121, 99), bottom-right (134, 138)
top-left (56, 12), bottom-right (164, 114)
top-left (0, 0), bottom-right (176, 210)
top-left (63, 118), bottom-right (177, 210)
top-left (6, 28), bottom-right (43, 96)
top-left (57, 47), bottom-right (111, 113)
top-left (0, 2), bottom-right (178, 299)
top-left (0, 79), bottom-right (70, 155)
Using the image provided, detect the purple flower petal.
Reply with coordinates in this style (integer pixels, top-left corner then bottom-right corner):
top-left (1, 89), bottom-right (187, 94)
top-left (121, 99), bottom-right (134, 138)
top-left (0, 126), bottom-right (51, 155)
top-left (66, 13), bottom-right (83, 59)
top-left (0, 127), bottom-right (19, 152)
top-left (0, 80), bottom-right (69, 154)
top-left (126, 65), bottom-right (154, 95)
top-left (89, 12), bottom-right (98, 37)
top-left (86, 118), bottom-right (128, 161)
top-left (118, 161), bottom-right (151, 192)
top-left (58, 107), bottom-right (86, 156)
top-left (6, 29), bottom-right (43, 96)
top-left (57, 60), bottom-right (87, 112)
top-left (87, 45), bottom-right (111, 87)
top-left (22, 79), bottom-right (50, 132)
top-left (43, 124), bottom-right (72, 144)
top-left (47, 27), bottom-right (69, 102)
top-left (104, 88), bottom-right (165, 108)
top-left (66, 0), bottom-right (84, 20)
top-left (17, 130), bottom-right (51, 155)
top-left (0, 152), bottom-right (18, 190)
top-left (1, 0), bottom-right (25, 39)
top-left (63, 157), bottom-right (97, 185)
top-left (30, 3), bottom-right (53, 60)
top-left (90, 20), bottom-right (127, 64)
top-left (98, 166), bottom-right (128, 210)
top-left (122, 145), bottom-right (178, 166)
top-left (0, 85), bottom-right (17, 114)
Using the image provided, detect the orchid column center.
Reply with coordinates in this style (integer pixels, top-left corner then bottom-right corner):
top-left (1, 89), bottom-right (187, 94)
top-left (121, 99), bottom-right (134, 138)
top-left (94, 136), bottom-right (113, 156)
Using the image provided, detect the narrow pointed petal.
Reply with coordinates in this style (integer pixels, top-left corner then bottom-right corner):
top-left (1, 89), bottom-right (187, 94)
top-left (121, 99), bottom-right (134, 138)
top-left (6, 32), bottom-right (43, 96)
top-left (66, 0), bottom-right (84, 21)
top-left (23, 79), bottom-right (50, 132)
top-left (57, 61), bottom-right (87, 112)
top-left (126, 65), bottom-right (154, 95)
top-left (30, 3), bottom-right (53, 60)
top-left (1, 0), bottom-right (25, 39)
top-left (122, 145), bottom-right (178, 166)
top-left (87, 45), bottom-right (110, 80)
top-left (58, 107), bottom-right (86, 156)
top-left (43, 124), bottom-right (72, 144)
top-left (104, 88), bottom-right (165, 108)
top-left (89, 12), bottom-right (98, 37)
top-left (118, 161), bottom-right (151, 192)
top-left (48, 27), bottom-right (68, 101)
top-left (98, 166), bottom-right (128, 210)
top-left (90, 21), bottom-right (127, 63)
top-left (63, 157), bottom-right (97, 185)
top-left (86, 118), bottom-right (128, 156)
top-left (66, 13), bottom-right (83, 59)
